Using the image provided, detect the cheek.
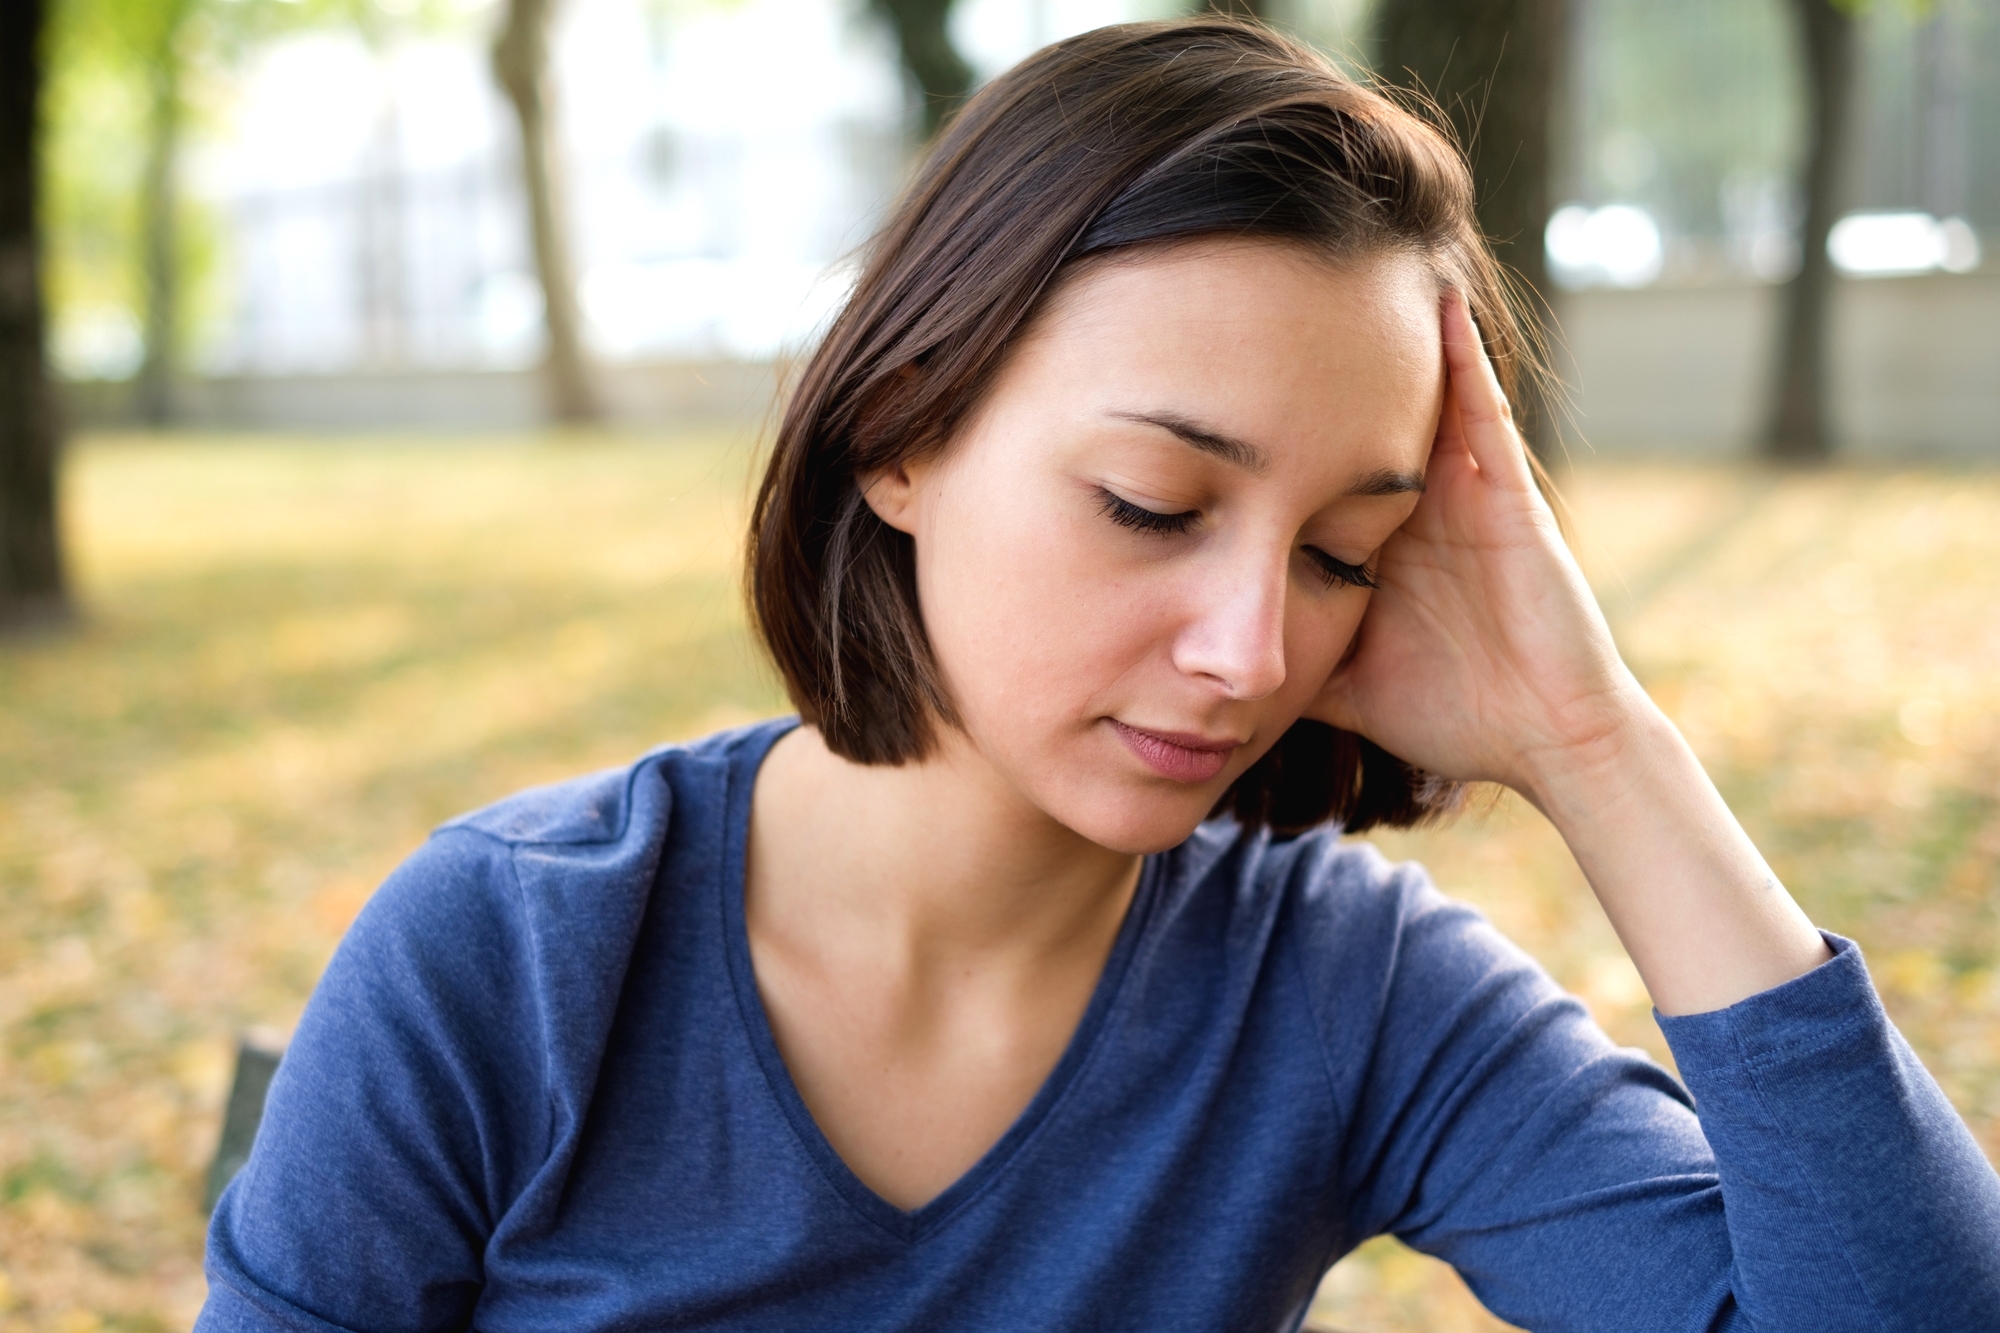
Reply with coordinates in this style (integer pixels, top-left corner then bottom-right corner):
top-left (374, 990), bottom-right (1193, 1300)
top-left (1276, 588), bottom-right (1372, 709)
top-left (1307, 590), bottom-right (1371, 661)
top-left (916, 477), bottom-right (1129, 705)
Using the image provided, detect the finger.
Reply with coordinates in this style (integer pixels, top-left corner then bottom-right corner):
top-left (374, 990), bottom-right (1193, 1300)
top-left (1429, 346), bottom-right (1471, 462)
top-left (1440, 290), bottom-right (1535, 492)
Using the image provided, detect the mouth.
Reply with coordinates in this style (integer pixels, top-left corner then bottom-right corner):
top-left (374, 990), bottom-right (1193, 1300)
top-left (1108, 720), bottom-right (1242, 784)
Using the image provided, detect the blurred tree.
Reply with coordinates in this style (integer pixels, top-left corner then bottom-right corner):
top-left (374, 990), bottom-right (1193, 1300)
top-left (1765, 0), bottom-right (1857, 462)
top-left (51, 0), bottom-right (353, 423)
top-left (0, 0), bottom-right (68, 627)
top-left (45, 0), bottom-right (200, 423)
top-left (1201, 0), bottom-right (1267, 17)
top-left (46, 0), bottom-right (463, 417)
top-left (870, 0), bottom-right (973, 141)
top-left (132, 0), bottom-right (197, 426)
top-left (1374, 0), bottom-right (1569, 459)
top-left (493, 0), bottom-right (600, 422)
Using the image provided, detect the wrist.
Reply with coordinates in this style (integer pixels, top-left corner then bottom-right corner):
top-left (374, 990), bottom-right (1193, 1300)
top-left (1514, 687), bottom-right (1682, 824)
top-left (1510, 689), bottom-right (1832, 1017)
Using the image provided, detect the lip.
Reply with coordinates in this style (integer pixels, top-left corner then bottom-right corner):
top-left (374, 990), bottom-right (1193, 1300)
top-left (1108, 719), bottom-right (1243, 784)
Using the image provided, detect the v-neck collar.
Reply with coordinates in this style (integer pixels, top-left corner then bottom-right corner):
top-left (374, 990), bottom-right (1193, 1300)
top-left (715, 718), bottom-right (1162, 1243)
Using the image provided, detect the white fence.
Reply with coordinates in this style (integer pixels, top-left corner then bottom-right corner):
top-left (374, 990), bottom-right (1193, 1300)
top-left (1558, 273), bottom-right (2000, 458)
top-left (69, 272), bottom-right (2000, 460)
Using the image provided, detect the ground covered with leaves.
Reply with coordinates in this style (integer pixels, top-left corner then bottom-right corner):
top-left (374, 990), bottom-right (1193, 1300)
top-left (0, 434), bottom-right (1994, 1332)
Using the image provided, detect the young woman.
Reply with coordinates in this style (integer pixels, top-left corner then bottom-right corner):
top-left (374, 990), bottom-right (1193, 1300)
top-left (201, 20), bottom-right (2000, 1332)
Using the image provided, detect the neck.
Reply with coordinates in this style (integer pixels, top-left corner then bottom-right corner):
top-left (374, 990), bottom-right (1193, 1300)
top-left (749, 723), bottom-right (1140, 966)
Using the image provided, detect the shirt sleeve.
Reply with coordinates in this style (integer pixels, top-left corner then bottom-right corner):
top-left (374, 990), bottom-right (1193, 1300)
top-left (1655, 933), bottom-right (2000, 1328)
top-left (197, 828), bottom-right (552, 1333)
top-left (1314, 857), bottom-right (2000, 1332)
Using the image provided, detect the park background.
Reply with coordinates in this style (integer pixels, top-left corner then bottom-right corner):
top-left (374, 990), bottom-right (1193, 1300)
top-left (1, 0), bottom-right (1998, 1329)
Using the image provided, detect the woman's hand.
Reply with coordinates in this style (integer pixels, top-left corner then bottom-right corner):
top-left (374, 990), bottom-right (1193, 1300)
top-left (1307, 289), bottom-right (1643, 801)
top-left (1311, 289), bottom-right (1830, 1017)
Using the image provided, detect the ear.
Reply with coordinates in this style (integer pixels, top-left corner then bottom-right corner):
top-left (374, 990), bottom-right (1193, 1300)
top-left (854, 362), bottom-right (930, 534)
top-left (859, 459), bottom-right (929, 535)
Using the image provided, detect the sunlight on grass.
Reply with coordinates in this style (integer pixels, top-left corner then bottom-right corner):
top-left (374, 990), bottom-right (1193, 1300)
top-left (0, 431), bottom-right (787, 1329)
top-left (1, 435), bottom-right (1996, 1332)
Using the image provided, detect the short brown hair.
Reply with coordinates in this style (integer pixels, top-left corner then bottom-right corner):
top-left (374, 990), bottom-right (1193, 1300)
top-left (748, 18), bottom-right (1535, 834)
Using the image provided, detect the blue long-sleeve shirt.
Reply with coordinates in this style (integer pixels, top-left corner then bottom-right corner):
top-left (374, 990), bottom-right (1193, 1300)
top-left (199, 718), bottom-right (2000, 1331)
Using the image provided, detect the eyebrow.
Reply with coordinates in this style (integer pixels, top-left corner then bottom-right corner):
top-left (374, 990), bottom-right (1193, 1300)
top-left (1110, 410), bottom-right (1267, 473)
top-left (1109, 410), bottom-right (1426, 496)
top-left (1347, 466), bottom-right (1427, 497)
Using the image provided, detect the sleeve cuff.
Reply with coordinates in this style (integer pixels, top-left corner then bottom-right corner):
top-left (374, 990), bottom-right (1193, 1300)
top-left (1655, 932), bottom-right (1881, 1076)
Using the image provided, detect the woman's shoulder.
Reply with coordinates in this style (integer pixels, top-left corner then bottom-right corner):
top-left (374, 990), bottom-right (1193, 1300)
top-left (437, 715), bottom-right (791, 851)
top-left (296, 721), bottom-right (792, 1122)
top-left (337, 718), bottom-right (792, 1013)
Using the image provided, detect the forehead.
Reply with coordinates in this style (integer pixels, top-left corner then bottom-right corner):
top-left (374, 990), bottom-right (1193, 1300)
top-left (1011, 240), bottom-right (1444, 473)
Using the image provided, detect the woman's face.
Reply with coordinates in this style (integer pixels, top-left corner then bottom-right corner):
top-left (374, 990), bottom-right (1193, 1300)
top-left (865, 240), bottom-right (1444, 854)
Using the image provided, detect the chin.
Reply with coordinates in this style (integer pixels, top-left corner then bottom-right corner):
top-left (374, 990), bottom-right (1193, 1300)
top-left (1055, 783), bottom-right (1225, 857)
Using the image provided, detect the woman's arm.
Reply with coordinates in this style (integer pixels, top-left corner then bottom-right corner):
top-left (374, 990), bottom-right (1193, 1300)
top-left (1314, 289), bottom-right (1825, 1016)
top-left (1311, 289), bottom-right (2000, 1325)
top-left (1314, 858), bottom-right (2000, 1332)
top-left (1519, 696), bottom-right (1828, 1015)
top-left (200, 829), bottom-right (547, 1333)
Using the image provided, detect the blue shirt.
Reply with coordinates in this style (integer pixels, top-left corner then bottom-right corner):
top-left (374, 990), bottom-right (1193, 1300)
top-left (200, 719), bottom-right (2000, 1332)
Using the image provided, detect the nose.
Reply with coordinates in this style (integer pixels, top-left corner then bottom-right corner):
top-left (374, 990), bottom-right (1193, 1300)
top-left (1170, 537), bottom-right (1290, 701)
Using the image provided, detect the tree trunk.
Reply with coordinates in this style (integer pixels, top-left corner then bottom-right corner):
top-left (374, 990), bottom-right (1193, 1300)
top-left (869, 0), bottom-right (974, 141)
top-left (0, 0), bottom-right (67, 629)
top-left (1202, 0), bottom-right (1266, 17)
top-left (1376, 0), bottom-right (1569, 460)
top-left (493, 0), bottom-right (600, 422)
top-left (135, 50), bottom-right (181, 427)
top-left (1765, 0), bottom-right (1855, 462)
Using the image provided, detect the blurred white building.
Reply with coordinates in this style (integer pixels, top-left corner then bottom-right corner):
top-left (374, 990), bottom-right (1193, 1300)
top-left (154, 0), bottom-right (1998, 457)
top-left (196, 0), bottom-right (1185, 375)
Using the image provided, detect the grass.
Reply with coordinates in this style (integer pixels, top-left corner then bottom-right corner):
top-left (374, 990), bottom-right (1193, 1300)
top-left (1, 433), bottom-right (1996, 1332)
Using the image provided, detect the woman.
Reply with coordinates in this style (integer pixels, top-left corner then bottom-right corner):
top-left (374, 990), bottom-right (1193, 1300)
top-left (201, 19), bottom-right (2000, 1332)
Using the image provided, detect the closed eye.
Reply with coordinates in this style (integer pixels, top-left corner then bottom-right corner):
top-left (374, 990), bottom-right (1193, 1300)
top-left (1306, 548), bottom-right (1378, 590)
top-left (1098, 488), bottom-right (1198, 535)
top-left (1100, 488), bottom-right (1378, 589)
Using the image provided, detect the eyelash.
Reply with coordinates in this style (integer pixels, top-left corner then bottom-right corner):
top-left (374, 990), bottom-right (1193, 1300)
top-left (1098, 488), bottom-right (1197, 535)
top-left (1095, 489), bottom-right (1379, 591)
top-left (1308, 550), bottom-right (1379, 591)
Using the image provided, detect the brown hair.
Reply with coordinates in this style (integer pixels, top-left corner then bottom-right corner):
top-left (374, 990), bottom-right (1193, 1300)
top-left (748, 17), bottom-right (1535, 834)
